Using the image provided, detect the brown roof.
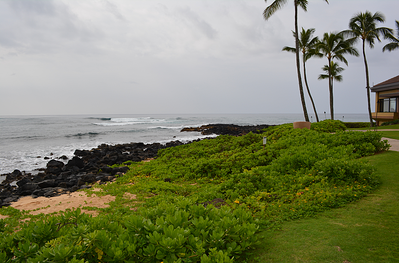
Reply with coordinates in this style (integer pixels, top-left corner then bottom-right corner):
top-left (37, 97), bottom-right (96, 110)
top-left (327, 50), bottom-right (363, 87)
top-left (371, 75), bottom-right (399, 92)
top-left (374, 75), bottom-right (399, 87)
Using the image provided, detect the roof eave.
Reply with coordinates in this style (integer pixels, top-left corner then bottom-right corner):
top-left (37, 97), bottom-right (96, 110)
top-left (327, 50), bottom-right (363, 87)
top-left (371, 82), bottom-right (399, 92)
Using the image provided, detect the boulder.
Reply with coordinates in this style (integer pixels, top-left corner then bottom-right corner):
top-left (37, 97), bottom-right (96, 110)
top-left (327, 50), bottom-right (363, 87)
top-left (16, 177), bottom-right (31, 187)
top-left (6, 170), bottom-right (22, 181)
top-left (66, 156), bottom-right (84, 169)
top-left (59, 155), bottom-right (69, 160)
top-left (46, 160), bottom-right (65, 175)
top-left (19, 183), bottom-right (38, 196)
top-left (77, 173), bottom-right (97, 186)
top-left (37, 179), bottom-right (57, 188)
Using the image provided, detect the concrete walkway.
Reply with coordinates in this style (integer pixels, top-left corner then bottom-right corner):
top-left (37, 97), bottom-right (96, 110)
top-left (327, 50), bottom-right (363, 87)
top-left (383, 137), bottom-right (399, 152)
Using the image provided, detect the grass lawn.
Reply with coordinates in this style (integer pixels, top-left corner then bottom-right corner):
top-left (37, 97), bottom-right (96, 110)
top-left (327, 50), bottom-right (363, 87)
top-left (378, 124), bottom-right (399, 129)
top-left (380, 131), bottom-right (399, 140)
top-left (248, 151), bottom-right (399, 263)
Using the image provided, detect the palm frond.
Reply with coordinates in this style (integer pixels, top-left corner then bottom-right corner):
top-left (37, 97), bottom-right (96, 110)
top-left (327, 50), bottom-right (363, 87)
top-left (383, 20), bottom-right (399, 52)
top-left (282, 46), bottom-right (296, 53)
top-left (383, 42), bottom-right (399, 52)
top-left (334, 75), bottom-right (343, 82)
top-left (297, 0), bottom-right (308, 12)
top-left (318, 74), bottom-right (329, 80)
top-left (263, 0), bottom-right (288, 20)
top-left (371, 11), bottom-right (386, 23)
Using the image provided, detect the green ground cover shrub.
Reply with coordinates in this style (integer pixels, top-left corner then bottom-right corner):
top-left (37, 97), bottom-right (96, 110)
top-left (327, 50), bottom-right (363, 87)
top-left (0, 123), bottom-right (390, 262)
top-left (343, 122), bottom-right (376, 128)
top-left (381, 119), bottom-right (399, 126)
top-left (311, 119), bottom-right (347, 132)
top-left (0, 204), bottom-right (258, 262)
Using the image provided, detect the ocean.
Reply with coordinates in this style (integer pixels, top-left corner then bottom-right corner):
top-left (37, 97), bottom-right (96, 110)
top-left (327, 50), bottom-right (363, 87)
top-left (0, 113), bottom-right (369, 178)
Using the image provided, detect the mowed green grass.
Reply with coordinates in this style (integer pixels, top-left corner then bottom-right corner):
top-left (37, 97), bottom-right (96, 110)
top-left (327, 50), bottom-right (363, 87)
top-left (248, 151), bottom-right (399, 263)
top-left (380, 131), bottom-right (399, 140)
top-left (378, 124), bottom-right (399, 129)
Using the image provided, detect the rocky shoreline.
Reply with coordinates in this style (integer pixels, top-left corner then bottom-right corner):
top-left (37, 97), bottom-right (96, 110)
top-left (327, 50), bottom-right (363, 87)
top-left (0, 124), bottom-right (273, 208)
top-left (181, 123), bottom-right (273, 136)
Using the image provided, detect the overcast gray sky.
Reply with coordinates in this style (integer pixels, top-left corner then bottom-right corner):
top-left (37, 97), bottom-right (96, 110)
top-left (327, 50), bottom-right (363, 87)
top-left (0, 0), bottom-right (398, 116)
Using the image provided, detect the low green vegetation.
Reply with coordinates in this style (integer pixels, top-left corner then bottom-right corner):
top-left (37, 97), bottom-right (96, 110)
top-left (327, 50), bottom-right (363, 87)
top-left (379, 131), bottom-right (399, 140)
top-left (381, 119), bottom-right (399, 126)
top-left (378, 124), bottom-right (399, 130)
top-left (343, 122), bottom-right (376, 129)
top-left (247, 151), bottom-right (399, 263)
top-left (348, 123), bottom-right (399, 130)
top-left (0, 120), bottom-right (392, 262)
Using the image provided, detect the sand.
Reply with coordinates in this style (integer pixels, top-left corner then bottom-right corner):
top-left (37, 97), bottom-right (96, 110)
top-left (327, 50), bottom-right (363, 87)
top-left (8, 190), bottom-right (117, 216)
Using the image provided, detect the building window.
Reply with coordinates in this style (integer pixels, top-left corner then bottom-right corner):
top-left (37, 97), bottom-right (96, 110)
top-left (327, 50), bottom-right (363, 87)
top-left (379, 98), bottom-right (398, 112)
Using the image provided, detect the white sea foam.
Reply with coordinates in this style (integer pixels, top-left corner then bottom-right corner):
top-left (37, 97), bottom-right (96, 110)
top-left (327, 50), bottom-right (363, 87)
top-left (148, 125), bottom-right (184, 130)
top-left (94, 117), bottom-right (167, 126)
top-left (156, 134), bottom-right (217, 144)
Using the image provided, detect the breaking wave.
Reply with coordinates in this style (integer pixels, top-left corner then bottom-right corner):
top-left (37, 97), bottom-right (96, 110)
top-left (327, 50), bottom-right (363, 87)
top-left (93, 117), bottom-right (167, 126)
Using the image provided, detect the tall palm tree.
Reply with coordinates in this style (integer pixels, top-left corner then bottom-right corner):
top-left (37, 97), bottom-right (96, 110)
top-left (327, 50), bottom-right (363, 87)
top-left (383, 20), bottom-right (399, 52)
top-left (318, 62), bottom-right (344, 105)
top-left (342, 11), bottom-right (393, 127)
top-left (316, 32), bottom-right (359, 120)
top-left (283, 28), bottom-right (322, 122)
top-left (263, 0), bottom-right (329, 122)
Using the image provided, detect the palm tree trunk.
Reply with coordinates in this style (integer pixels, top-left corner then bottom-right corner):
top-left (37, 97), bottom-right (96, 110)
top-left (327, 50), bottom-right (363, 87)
top-left (362, 40), bottom-right (373, 127)
top-left (328, 58), bottom-right (334, 120)
top-left (302, 57), bottom-right (319, 122)
top-left (294, 0), bottom-right (309, 122)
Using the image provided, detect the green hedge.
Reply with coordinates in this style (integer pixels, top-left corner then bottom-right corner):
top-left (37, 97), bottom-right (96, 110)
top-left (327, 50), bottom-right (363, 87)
top-left (311, 120), bottom-right (347, 132)
top-left (381, 119), bottom-right (399, 126)
top-left (343, 122), bottom-right (376, 128)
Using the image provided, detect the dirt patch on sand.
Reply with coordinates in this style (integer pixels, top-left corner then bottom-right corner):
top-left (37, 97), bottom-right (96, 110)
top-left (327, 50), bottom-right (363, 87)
top-left (10, 190), bottom-right (117, 216)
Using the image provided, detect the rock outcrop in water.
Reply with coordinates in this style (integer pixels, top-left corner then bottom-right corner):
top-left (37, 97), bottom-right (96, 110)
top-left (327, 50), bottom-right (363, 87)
top-left (181, 123), bottom-right (273, 136)
top-left (0, 123), bottom-right (273, 208)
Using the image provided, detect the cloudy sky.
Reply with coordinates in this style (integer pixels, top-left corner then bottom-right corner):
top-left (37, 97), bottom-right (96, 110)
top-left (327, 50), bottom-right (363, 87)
top-left (0, 0), bottom-right (398, 116)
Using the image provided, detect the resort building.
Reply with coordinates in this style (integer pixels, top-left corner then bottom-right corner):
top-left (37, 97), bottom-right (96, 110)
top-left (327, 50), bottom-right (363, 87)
top-left (371, 75), bottom-right (399, 126)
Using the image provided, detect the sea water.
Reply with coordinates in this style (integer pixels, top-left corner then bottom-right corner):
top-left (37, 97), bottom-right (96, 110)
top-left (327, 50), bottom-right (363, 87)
top-left (0, 113), bottom-right (368, 177)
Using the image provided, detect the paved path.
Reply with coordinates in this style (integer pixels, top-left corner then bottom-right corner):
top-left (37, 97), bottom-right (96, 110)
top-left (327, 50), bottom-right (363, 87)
top-left (383, 137), bottom-right (399, 152)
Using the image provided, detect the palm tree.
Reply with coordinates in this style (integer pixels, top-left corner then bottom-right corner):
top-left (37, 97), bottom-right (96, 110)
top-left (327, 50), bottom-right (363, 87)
top-left (263, 0), bottom-right (329, 122)
top-left (342, 11), bottom-right (393, 127)
top-left (283, 28), bottom-right (322, 122)
top-left (318, 61), bottom-right (344, 107)
top-left (316, 32), bottom-right (359, 120)
top-left (383, 20), bottom-right (399, 52)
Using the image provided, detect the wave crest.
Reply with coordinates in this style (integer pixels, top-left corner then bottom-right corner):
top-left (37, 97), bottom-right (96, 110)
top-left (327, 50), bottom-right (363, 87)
top-left (94, 117), bottom-right (167, 126)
